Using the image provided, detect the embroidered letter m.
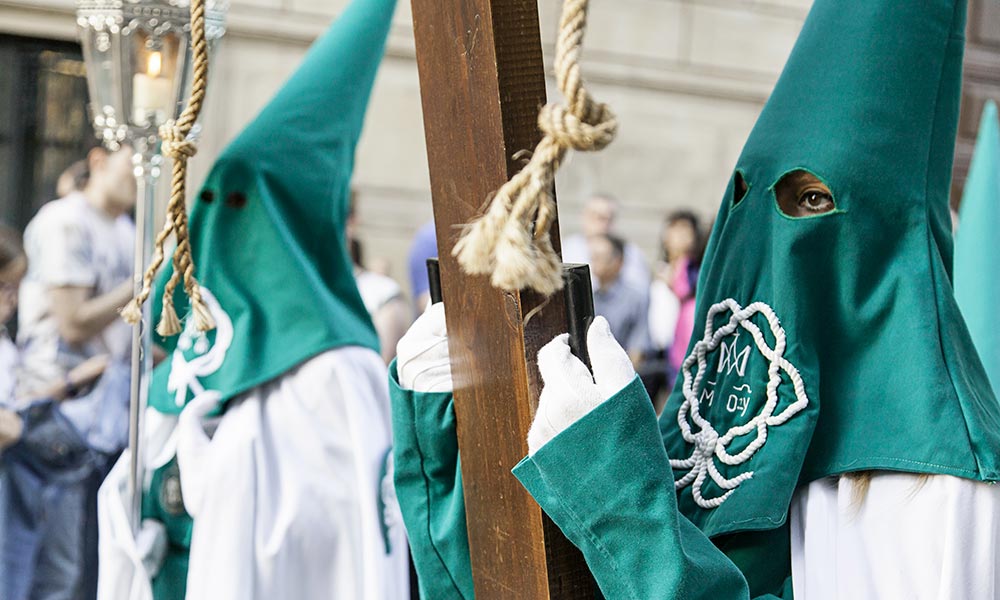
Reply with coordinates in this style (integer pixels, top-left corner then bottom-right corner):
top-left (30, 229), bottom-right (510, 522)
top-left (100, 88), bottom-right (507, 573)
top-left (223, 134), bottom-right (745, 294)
top-left (717, 338), bottom-right (750, 377)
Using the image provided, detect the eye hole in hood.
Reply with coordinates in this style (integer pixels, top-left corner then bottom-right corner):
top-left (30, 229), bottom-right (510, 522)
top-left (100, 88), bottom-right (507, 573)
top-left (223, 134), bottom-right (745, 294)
top-left (732, 170), bottom-right (749, 208)
top-left (773, 169), bottom-right (837, 219)
top-left (226, 191), bottom-right (248, 209)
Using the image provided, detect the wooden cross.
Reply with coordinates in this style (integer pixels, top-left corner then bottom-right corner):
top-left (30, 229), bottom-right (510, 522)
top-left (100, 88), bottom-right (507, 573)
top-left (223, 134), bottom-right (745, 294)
top-left (410, 0), bottom-right (595, 597)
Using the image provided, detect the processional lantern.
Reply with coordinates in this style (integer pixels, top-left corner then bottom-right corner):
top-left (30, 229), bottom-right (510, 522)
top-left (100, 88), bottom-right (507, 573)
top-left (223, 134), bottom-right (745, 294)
top-left (76, 0), bottom-right (227, 155)
top-left (76, 0), bottom-right (227, 532)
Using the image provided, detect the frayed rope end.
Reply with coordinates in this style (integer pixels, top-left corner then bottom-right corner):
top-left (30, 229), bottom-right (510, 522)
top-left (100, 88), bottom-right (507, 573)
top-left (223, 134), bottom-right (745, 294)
top-left (453, 222), bottom-right (497, 275)
top-left (192, 298), bottom-right (216, 332)
top-left (120, 298), bottom-right (143, 325)
top-left (490, 224), bottom-right (564, 296)
top-left (491, 223), bottom-right (539, 286)
top-left (156, 299), bottom-right (183, 337)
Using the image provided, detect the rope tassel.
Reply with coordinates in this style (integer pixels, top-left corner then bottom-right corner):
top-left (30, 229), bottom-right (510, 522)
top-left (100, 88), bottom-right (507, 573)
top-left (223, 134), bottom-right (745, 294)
top-left (452, 0), bottom-right (617, 295)
top-left (120, 0), bottom-right (215, 334)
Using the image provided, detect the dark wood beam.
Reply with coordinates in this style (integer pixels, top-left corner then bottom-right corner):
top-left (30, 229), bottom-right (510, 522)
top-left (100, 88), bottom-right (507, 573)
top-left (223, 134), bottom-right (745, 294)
top-left (409, 0), bottom-right (594, 597)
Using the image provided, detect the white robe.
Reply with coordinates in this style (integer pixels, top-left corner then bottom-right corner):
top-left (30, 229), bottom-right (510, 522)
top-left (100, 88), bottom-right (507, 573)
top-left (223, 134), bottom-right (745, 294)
top-left (98, 346), bottom-right (408, 600)
top-left (791, 473), bottom-right (1000, 599)
top-left (97, 408), bottom-right (179, 600)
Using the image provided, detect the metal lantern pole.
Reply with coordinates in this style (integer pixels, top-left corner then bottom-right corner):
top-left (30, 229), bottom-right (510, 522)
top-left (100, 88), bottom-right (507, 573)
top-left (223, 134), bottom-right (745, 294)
top-left (127, 143), bottom-right (159, 532)
top-left (76, 0), bottom-right (226, 532)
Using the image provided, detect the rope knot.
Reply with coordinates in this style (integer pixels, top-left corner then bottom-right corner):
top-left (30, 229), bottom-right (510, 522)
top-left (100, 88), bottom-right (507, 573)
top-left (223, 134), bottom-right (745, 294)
top-left (159, 123), bottom-right (198, 159)
top-left (694, 428), bottom-right (719, 456)
top-left (451, 0), bottom-right (617, 296)
top-left (538, 103), bottom-right (617, 152)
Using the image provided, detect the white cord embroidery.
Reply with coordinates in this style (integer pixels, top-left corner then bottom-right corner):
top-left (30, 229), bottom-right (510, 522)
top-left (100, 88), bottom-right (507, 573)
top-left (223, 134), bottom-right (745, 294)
top-left (166, 287), bottom-right (233, 408)
top-left (670, 299), bottom-right (809, 509)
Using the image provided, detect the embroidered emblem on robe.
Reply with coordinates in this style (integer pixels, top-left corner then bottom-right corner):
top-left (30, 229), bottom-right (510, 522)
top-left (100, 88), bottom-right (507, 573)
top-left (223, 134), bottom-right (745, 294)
top-left (670, 298), bottom-right (810, 509)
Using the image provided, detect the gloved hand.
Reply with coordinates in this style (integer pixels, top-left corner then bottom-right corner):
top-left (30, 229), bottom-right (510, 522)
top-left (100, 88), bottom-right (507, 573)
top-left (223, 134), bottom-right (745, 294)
top-left (396, 302), bottom-right (453, 393)
top-left (395, 306), bottom-right (634, 454)
top-left (527, 316), bottom-right (635, 454)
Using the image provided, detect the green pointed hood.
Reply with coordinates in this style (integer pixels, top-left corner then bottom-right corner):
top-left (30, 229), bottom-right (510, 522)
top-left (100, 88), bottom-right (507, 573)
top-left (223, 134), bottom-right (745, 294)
top-left (955, 100), bottom-right (1000, 400)
top-left (149, 0), bottom-right (396, 414)
top-left (660, 0), bottom-right (1000, 542)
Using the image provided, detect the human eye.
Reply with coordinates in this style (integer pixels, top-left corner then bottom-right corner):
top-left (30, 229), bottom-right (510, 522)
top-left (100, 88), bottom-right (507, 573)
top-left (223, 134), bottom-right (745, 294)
top-left (774, 169), bottom-right (837, 218)
top-left (797, 189), bottom-right (835, 214)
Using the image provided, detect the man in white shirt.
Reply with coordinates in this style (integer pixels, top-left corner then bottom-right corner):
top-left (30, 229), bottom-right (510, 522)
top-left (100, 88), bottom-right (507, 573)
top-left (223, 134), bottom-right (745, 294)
top-left (347, 192), bottom-right (410, 364)
top-left (18, 145), bottom-right (134, 397)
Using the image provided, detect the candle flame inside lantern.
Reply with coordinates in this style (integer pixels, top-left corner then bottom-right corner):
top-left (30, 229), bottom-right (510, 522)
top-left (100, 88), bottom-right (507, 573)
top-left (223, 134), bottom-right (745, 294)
top-left (147, 51), bottom-right (162, 78)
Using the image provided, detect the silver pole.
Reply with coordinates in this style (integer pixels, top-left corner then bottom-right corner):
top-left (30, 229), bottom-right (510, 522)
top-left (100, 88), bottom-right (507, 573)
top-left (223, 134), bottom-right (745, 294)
top-left (127, 145), bottom-right (159, 535)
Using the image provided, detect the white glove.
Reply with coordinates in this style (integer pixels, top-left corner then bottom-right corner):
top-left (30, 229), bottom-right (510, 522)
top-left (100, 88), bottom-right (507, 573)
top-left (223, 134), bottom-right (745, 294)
top-left (175, 391), bottom-right (221, 518)
top-left (527, 316), bottom-right (635, 454)
top-left (396, 302), bottom-right (453, 393)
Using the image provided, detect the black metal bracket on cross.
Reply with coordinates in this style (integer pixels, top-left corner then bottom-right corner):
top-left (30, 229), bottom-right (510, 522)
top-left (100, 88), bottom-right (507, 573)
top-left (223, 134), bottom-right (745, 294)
top-left (426, 259), bottom-right (595, 370)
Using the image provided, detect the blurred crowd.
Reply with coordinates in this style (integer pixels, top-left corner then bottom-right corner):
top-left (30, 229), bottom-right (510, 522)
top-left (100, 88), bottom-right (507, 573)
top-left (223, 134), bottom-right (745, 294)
top-left (1, 144), bottom-right (135, 600)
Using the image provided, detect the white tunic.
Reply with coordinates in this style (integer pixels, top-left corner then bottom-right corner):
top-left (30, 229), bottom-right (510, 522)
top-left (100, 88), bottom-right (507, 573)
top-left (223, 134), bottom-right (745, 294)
top-left (790, 472), bottom-right (1000, 600)
top-left (98, 346), bottom-right (409, 600)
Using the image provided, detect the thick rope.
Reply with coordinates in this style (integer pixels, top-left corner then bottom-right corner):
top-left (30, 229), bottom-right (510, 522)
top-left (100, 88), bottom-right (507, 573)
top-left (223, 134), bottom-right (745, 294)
top-left (121, 0), bottom-right (215, 335)
top-left (452, 0), bottom-right (617, 295)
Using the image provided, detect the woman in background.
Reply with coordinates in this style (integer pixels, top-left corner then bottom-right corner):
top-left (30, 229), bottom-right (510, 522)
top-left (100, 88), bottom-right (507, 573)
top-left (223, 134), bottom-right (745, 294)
top-left (658, 212), bottom-right (705, 388)
top-left (0, 223), bottom-right (107, 600)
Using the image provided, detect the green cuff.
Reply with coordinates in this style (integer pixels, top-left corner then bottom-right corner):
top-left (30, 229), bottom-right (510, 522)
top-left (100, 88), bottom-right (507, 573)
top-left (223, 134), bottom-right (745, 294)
top-left (388, 360), bottom-right (473, 600)
top-left (513, 376), bottom-right (751, 600)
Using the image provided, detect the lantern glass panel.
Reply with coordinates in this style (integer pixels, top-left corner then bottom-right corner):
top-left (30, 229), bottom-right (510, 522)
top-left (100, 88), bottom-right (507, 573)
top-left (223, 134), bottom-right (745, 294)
top-left (130, 30), bottom-right (181, 128)
top-left (79, 20), bottom-right (126, 144)
top-left (77, 0), bottom-right (226, 147)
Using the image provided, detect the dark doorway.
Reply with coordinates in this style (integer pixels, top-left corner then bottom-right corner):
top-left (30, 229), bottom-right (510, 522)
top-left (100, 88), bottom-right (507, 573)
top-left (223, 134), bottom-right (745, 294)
top-left (954, 0), bottom-right (1000, 205)
top-left (0, 34), bottom-right (94, 232)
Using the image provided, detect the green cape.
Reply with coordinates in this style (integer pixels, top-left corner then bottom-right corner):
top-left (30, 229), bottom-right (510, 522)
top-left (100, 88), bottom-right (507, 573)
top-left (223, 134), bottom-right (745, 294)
top-left (955, 100), bottom-right (1000, 400)
top-left (660, 0), bottom-right (1000, 539)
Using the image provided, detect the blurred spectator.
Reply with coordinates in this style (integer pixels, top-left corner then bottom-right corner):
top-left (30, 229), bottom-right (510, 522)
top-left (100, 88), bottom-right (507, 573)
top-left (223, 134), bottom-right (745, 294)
top-left (407, 220), bottom-right (438, 313)
top-left (18, 145), bottom-right (134, 394)
top-left (0, 225), bottom-right (27, 450)
top-left (16, 145), bottom-right (136, 600)
top-left (367, 256), bottom-right (393, 278)
top-left (56, 159), bottom-right (90, 198)
top-left (348, 193), bottom-right (410, 364)
top-left (660, 211), bottom-right (701, 269)
top-left (563, 194), bottom-right (650, 290)
top-left (588, 233), bottom-right (650, 364)
top-left (649, 211), bottom-right (702, 365)
top-left (664, 214), bottom-right (707, 386)
top-left (0, 223), bottom-right (110, 600)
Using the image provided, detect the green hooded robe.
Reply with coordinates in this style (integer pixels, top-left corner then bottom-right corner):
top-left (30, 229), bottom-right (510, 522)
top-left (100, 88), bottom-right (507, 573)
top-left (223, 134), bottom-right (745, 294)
top-left (390, 0), bottom-right (1000, 598)
top-left (137, 0), bottom-right (396, 594)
